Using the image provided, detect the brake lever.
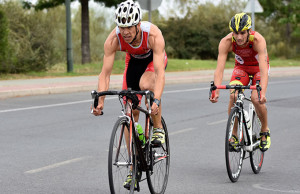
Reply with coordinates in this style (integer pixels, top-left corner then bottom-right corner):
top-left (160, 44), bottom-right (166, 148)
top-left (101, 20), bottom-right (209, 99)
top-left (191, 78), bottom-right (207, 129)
top-left (256, 84), bottom-right (262, 101)
top-left (209, 81), bottom-right (216, 99)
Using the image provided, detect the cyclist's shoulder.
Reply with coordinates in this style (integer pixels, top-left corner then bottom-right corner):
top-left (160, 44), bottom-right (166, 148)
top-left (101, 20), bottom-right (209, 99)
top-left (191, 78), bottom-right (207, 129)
top-left (252, 31), bottom-right (267, 51)
top-left (253, 31), bottom-right (266, 43)
top-left (147, 22), bottom-right (163, 37)
top-left (104, 27), bottom-right (120, 51)
top-left (220, 33), bottom-right (233, 44)
top-left (147, 22), bottom-right (165, 49)
top-left (219, 33), bottom-right (232, 51)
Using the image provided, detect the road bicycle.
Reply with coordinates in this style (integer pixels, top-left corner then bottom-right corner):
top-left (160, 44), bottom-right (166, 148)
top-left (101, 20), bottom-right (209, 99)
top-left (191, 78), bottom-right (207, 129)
top-left (91, 89), bottom-right (170, 193)
top-left (209, 78), bottom-right (264, 182)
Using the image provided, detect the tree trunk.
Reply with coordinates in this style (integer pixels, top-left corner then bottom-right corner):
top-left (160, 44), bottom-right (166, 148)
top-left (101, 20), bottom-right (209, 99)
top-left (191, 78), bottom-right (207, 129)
top-left (81, 0), bottom-right (91, 64)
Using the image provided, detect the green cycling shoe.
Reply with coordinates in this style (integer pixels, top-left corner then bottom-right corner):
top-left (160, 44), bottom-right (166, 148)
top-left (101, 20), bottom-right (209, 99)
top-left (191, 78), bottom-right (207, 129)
top-left (259, 129), bottom-right (271, 152)
top-left (123, 171), bottom-right (137, 190)
top-left (229, 135), bottom-right (239, 151)
top-left (151, 128), bottom-right (165, 145)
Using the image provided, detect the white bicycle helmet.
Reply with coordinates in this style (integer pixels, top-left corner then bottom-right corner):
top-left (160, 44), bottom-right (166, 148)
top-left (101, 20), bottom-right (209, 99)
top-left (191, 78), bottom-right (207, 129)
top-left (115, 0), bottom-right (142, 27)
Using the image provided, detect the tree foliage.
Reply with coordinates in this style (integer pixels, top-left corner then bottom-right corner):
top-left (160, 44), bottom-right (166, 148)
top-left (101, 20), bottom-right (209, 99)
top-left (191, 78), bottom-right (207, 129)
top-left (0, 9), bottom-right (9, 72)
top-left (23, 0), bottom-right (123, 64)
top-left (258, 0), bottom-right (300, 58)
top-left (0, 1), bottom-right (59, 73)
top-left (158, 2), bottom-right (239, 59)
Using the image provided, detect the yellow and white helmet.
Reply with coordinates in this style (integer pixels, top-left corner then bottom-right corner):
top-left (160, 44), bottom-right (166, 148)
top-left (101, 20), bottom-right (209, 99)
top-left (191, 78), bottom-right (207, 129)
top-left (229, 13), bottom-right (252, 33)
top-left (115, 0), bottom-right (142, 27)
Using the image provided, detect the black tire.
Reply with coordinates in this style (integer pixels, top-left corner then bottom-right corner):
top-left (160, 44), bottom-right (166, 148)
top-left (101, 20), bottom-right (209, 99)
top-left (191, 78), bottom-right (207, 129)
top-left (146, 116), bottom-right (170, 194)
top-left (225, 107), bottom-right (244, 182)
top-left (108, 117), bottom-right (137, 194)
top-left (250, 110), bottom-right (264, 174)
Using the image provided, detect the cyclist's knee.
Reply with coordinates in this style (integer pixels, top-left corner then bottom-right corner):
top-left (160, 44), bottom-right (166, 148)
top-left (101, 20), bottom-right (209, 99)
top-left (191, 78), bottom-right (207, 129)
top-left (139, 72), bottom-right (155, 91)
top-left (251, 92), bottom-right (260, 105)
top-left (139, 81), bottom-right (154, 91)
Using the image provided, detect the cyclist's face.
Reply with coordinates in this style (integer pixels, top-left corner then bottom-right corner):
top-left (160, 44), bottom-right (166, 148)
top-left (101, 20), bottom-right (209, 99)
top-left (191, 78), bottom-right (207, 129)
top-left (119, 25), bottom-right (136, 43)
top-left (233, 30), bottom-right (248, 46)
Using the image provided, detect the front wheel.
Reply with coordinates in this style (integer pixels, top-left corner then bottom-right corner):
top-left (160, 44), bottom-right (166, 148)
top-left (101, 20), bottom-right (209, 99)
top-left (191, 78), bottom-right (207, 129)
top-left (108, 117), bottom-right (137, 194)
top-left (250, 110), bottom-right (264, 174)
top-left (146, 116), bottom-right (170, 194)
top-left (225, 107), bottom-right (244, 182)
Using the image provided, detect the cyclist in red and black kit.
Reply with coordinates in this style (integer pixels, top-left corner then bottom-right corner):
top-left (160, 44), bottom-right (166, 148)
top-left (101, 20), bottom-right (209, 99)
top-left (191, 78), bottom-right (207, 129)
top-left (91, 0), bottom-right (167, 188)
top-left (210, 13), bottom-right (271, 152)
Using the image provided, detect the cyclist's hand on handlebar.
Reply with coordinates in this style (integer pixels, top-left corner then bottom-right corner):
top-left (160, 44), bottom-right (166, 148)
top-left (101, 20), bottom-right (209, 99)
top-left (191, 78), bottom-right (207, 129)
top-left (151, 103), bottom-right (159, 115)
top-left (259, 94), bottom-right (267, 104)
top-left (91, 103), bottom-right (104, 116)
top-left (209, 90), bottom-right (219, 103)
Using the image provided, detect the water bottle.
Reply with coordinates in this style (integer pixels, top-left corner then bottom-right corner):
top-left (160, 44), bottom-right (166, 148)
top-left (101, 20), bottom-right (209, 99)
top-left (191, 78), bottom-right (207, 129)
top-left (135, 123), bottom-right (145, 145)
top-left (243, 110), bottom-right (251, 129)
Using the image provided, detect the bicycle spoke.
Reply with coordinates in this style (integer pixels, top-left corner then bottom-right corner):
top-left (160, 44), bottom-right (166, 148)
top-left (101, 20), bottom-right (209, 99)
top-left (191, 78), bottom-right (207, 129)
top-left (225, 107), bottom-right (244, 182)
top-left (250, 111), bottom-right (264, 174)
top-left (109, 118), bottom-right (135, 194)
top-left (146, 117), bottom-right (170, 194)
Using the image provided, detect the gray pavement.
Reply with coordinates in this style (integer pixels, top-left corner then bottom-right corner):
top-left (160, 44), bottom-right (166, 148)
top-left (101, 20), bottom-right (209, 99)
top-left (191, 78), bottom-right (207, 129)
top-left (1, 67), bottom-right (300, 99)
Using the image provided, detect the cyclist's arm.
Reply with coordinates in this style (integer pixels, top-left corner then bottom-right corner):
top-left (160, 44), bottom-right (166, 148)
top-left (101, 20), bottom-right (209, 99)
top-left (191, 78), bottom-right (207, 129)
top-left (94, 28), bottom-right (119, 115)
top-left (254, 32), bottom-right (268, 103)
top-left (211, 33), bottom-right (232, 102)
top-left (148, 24), bottom-right (166, 102)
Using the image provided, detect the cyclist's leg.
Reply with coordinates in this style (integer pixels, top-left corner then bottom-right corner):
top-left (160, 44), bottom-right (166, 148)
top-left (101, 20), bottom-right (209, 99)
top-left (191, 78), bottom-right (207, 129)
top-left (140, 70), bottom-right (162, 128)
top-left (229, 67), bottom-right (250, 137)
top-left (251, 72), bottom-right (270, 151)
top-left (139, 55), bottom-right (167, 144)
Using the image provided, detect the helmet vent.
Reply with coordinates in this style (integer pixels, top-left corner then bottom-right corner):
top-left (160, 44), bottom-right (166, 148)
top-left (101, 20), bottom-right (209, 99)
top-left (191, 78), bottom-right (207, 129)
top-left (122, 17), bottom-right (126, 24)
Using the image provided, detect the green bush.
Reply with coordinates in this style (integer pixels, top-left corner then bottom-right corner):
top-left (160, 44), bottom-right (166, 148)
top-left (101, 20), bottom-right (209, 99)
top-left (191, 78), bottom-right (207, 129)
top-left (0, 1), bottom-right (58, 73)
top-left (0, 9), bottom-right (9, 73)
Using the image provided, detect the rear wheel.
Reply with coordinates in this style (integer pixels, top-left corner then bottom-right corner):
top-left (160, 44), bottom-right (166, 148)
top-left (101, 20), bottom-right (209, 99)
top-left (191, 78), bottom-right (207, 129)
top-left (225, 107), bottom-right (244, 182)
top-left (146, 116), bottom-right (170, 194)
top-left (108, 117), bottom-right (136, 194)
top-left (250, 110), bottom-right (264, 174)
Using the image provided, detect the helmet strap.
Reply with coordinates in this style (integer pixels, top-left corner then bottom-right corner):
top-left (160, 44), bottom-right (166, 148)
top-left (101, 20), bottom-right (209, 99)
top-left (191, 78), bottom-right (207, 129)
top-left (246, 30), bottom-right (250, 43)
top-left (129, 25), bottom-right (139, 45)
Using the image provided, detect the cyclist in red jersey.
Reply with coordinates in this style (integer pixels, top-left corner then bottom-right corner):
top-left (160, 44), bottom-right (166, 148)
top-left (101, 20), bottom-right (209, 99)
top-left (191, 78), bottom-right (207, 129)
top-left (210, 13), bottom-right (271, 152)
top-left (91, 0), bottom-right (167, 188)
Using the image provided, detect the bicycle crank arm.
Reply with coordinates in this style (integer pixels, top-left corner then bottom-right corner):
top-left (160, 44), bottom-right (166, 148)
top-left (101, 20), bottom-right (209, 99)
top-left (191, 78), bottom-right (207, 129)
top-left (113, 162), bottom-right (132, 167)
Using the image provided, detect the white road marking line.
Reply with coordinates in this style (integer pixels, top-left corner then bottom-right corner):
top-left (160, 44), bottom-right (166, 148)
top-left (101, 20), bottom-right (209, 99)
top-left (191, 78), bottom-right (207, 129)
top-left (0, 87), bottom-right (206, 113)
top-left (169, 128), bottom-right (195, 136)
top-left (164, 87), bottom-right (209, 94)
top-left (269, 79), bottom-right (300, 85)
top-left (24, 157), bottom-right (89, 174)
top-left (253, 184), bottom-right (300, 193)
top-left (0, 96), bottom-right (117, 113)
top-left (207, 119), bottom-right (227, 125)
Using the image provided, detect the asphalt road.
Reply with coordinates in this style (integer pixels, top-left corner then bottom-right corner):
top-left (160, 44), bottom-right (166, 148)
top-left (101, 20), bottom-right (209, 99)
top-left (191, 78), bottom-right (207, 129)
top-left (0, 76), bottom-right (300, 194)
